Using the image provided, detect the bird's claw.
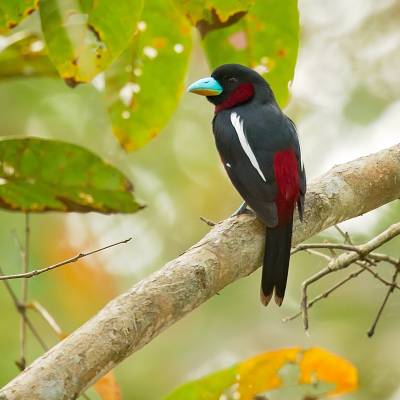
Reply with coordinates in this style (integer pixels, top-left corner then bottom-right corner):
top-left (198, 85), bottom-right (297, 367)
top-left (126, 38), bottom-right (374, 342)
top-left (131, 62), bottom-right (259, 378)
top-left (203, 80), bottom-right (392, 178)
top-left (230, 202), bottom-right (252, 218)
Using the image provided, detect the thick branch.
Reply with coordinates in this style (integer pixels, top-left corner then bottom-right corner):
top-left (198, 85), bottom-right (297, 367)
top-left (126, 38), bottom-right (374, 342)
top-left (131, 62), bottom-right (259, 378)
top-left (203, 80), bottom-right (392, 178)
top-left (1, 144), bottom-right (400, 400)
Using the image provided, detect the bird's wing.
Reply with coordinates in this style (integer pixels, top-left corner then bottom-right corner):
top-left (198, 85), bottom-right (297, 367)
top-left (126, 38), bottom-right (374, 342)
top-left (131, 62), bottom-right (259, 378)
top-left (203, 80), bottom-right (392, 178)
top-left (213, 110), bottom-right (279, 227)
top-left (213, 106), bottom-right (306, 226)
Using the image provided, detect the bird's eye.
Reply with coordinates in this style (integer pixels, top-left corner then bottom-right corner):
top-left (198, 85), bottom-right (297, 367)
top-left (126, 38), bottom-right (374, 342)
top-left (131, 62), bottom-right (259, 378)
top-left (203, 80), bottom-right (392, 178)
top-left (228, 77), bottom-right (238, 83)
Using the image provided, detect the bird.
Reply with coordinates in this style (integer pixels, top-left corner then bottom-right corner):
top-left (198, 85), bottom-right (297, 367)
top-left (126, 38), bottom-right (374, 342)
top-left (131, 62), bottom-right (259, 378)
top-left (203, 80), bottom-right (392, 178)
top-left (187, 63), bottom-right (306, 306)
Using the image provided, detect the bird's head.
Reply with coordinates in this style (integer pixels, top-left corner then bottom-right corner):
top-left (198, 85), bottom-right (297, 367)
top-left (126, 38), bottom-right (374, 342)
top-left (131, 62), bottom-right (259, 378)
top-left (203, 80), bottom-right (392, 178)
top-left (188, 63), bottom-right (275, 112)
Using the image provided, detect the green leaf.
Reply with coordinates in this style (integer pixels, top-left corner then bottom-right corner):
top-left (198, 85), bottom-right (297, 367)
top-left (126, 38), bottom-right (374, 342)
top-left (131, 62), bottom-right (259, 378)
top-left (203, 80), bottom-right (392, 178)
top-left (39, 0), bottom-right (143, 85)
top-left (0, 32), bottom-right (56, 79)
top-left (202, 0), bottom-right (299, 107)
top-left (164, 348), bottom-right (358, 400)
top-left (165, 366), bottom-right (237, 400)
top-left (105, 0), bottom-right (192, 151)
top-left (173, 0), bottom-right (254, 35)
top-left (0, 0), bottom-right (38, 33)
top-left (0, 137), bottom-right (143, 213)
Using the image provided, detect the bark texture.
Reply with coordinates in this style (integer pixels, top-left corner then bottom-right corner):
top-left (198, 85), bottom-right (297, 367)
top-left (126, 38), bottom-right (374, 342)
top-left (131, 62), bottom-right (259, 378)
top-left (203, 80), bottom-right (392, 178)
top-left (1, 144), bottom-right (400, 400)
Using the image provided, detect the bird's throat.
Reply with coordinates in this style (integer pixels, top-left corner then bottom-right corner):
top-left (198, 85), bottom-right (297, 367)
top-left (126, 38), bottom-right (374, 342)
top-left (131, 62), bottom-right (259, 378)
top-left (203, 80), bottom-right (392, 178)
top-left (215, 83), bottom-right (255, 113)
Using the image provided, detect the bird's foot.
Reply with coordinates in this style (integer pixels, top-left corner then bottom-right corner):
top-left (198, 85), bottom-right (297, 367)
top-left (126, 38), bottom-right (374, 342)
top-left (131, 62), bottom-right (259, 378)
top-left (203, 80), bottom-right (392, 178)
top-left (230, 202), bottom-right (252, 218)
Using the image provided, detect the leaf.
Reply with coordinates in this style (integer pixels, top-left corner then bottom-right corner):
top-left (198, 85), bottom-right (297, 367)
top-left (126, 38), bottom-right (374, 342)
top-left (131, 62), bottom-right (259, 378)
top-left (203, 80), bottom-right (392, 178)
top-left (39, 0), bottom-right (143, 84)
top-left (164, 347), bottom-right (358, 400)
top-left (202, 0), bottom-right (299, 107)
top-left (299, 348), bottom-right (358, 397)
top-left (165, 367), bottom-right (237, 400)
top-left (94, 371), bottom-right (121, 400)
top-left (0, 0), bottom-right (39, 33)
top-left (105, 0), bottom-right (192, 151)
top-left (0, 137), bottom-right (143, 213)
top-left (172, 0), bottom-right (255, 35)
top-left (237, 348), bottom-right (300, 397)
top-left (0, 32), bottom-right (56, 79)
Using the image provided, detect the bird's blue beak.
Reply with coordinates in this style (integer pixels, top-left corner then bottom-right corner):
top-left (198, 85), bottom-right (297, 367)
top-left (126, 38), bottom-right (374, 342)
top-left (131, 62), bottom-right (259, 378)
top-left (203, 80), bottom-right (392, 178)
top-left (187, 77), bottom-right (223, 96)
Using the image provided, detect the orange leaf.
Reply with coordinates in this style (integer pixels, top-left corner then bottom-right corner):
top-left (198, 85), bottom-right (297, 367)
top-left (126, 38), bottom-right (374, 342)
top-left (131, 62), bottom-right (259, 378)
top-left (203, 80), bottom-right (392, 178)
top-left (237, 347), bottom-right (300, 399)
top-left (166, 347), bottom-right (357, 400)
top-left (94, 371), bottom-right (121, 400)
top-left (299, 347), bottom-right (358, 396)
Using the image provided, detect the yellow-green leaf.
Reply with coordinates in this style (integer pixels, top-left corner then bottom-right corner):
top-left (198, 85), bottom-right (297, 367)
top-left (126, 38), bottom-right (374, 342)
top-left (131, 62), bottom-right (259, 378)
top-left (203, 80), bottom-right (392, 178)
top-left (165, 367), bottom-right (237, 400)
top-left (202, 0), bottom-right (299, 107)
top-left (0, 137), bottom-right (143, 213)
top-left (164, 347), bottom-right (358, 400)
top-left (0, 32), bottom-right (56, 79)
top-left (39, 0), bottom-right (143, 84)
top-left (106, 0), bottom-right (192, 151)
top-left (0, 0), bottom-right (38, 33)
top-left (172, 0), bottom-right (254, 35)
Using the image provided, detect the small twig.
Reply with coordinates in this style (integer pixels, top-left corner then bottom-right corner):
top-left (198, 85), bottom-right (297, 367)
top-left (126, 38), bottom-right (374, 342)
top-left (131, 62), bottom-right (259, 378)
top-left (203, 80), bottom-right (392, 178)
top-left (292, 243), bottom-right (366, 255)
top-left (11, 215), bottom-right (31, 370)
top-left (28, 301), bottom-right (65, 339)
top-left (200, 216), bottom-right (216, 226)
top-left (293, 244), bottom-right (399, 268)
top-left (0, 237), bottom-right (132, 281)
top-left (283, 267), bottom-right (366, 323)
top-left (18, 213), bottom-right (30, 370)
top-left (302, 248), bottom-right (332, 262)
top-left (334, 224), bottom-right (354, 245)
top-left (300, 267), bottom-right (334, 331)
top-left (2, 269), bottom-right (92, 398)
top-left (297, 223), bottom-right (400, 331)
top-left (368, 253), bottom-right (400, 268)
top-left (0, 266), bottom-right (48, 352)
top-left (359, 263), bottom-right (400, 289)
top-left (367, 268), bottom-right (399, 337)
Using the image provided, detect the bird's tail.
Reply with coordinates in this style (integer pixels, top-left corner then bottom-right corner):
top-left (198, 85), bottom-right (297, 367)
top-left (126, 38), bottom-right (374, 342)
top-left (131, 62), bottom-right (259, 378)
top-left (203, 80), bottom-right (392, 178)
top-left (260, 219), bottom-right (293, 306)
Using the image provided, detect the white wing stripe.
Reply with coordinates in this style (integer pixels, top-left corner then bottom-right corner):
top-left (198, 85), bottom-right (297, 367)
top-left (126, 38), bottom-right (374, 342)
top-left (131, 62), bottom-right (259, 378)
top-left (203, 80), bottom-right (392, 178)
top-left (230, 112), bottom-right (266, 182)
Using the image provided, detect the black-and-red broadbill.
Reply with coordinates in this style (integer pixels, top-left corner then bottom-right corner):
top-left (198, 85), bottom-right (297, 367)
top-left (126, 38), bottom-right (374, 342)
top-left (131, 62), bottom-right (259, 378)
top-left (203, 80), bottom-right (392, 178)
top-left (188, 64), bottom-right (306, 306)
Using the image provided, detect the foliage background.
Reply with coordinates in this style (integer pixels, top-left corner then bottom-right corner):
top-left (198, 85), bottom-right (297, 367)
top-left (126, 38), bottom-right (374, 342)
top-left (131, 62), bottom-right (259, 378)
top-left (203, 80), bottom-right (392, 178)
top-left (0, 0), bottom-right (400, 399)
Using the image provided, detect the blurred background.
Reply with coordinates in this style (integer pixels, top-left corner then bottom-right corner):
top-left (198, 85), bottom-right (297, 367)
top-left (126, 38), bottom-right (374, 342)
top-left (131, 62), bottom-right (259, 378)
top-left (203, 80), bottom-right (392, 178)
top-left (0, 0), bottom-right (399, 398)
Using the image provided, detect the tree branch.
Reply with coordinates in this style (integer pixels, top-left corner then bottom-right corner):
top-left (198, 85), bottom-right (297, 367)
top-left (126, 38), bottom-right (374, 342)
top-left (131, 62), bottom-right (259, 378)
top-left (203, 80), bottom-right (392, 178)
top-left (1, 144), bottom-right (400, 399)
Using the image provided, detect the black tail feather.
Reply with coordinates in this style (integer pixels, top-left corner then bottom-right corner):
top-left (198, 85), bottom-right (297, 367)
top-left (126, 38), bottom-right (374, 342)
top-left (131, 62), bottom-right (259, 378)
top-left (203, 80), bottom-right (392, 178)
top-left (260, 219), bottom-right (293, 306)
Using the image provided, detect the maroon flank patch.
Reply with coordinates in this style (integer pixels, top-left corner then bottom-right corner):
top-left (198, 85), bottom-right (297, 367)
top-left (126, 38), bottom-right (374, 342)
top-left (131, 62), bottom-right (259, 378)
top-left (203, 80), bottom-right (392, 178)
top-left (273, 148), bottom-right (300, 224)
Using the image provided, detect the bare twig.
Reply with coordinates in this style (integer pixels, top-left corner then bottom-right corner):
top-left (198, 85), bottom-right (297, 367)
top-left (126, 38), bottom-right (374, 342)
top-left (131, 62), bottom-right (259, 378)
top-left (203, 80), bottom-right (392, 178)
top-left (0, 266), bottom-right (48, 352)
top-left (334, 224), bottom-right (354, 245)
top-left (359, 263), bottom-right (400, 289)
top-left (283, 267), bottom-right (366, 322)
top-left (292, 243), bottom-right (399, 260)
top-left (368, 253), bottom-right (399, 267)
top-left (200, 216), bottom-right (216, 226)
top-left (295, 248), bottom-right (332, 261)
top-left (367, 268), bottom-right (399, 337)
top-left (17, 213), bottom-right (30, 370)
top-left (28, 301), bottom-right (64, 339)
top-left (297, 223), bottom-right (400, 330)
top-left (0, 237), bottom-right (132, 281)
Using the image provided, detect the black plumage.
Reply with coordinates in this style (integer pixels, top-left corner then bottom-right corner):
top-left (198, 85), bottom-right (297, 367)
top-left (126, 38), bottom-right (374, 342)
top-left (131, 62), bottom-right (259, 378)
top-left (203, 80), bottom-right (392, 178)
top-left (189, 64), bottom-right (306, 306)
